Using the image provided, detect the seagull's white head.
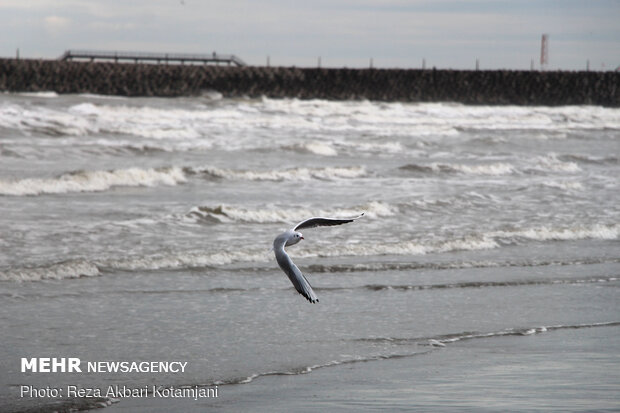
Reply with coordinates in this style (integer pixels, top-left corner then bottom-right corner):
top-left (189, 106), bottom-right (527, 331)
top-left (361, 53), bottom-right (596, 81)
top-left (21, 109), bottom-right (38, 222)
top-left (285, 231), bottom-right (304, 247)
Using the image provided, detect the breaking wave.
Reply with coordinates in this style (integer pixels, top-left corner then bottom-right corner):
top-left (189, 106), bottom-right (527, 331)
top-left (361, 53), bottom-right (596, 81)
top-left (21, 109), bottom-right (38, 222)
top-left (399, 155), bottom-right (580, 177)
top-left (559, 154), bottom-right (619, 165)
top-left (400, 162), bottom-right (516, 176)
top-left (188, 201), bottom-right (393, 224)
top-left (492, 223), bottom-right (619, 242)
top-left (0, 260), bottom-right (100, 282)
top-left (2, 222), bottom-right (615, 281)
top-left (283, 142), bottom-right (339, 156)
top-left (3, 98), bottom-right (620, 145)
top-left (0, 164), bottom-right (368, 197)
top-left (305, 223), bottom-right (619, 258)
top-left (192, 165), bottom-right (366, 181)
top-left (0, 167), bottom-right (186, 196)
top-left (99, 249), bottom-right (270, 272)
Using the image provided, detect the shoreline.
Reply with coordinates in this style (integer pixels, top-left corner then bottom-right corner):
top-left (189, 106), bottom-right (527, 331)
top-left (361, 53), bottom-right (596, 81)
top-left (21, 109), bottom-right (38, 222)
top-left (8, 322), bottom-right (618, 413)
top-left (1, 58), bottom-right (619, 106)
top-left (102, 323), bottom-right (620, 412)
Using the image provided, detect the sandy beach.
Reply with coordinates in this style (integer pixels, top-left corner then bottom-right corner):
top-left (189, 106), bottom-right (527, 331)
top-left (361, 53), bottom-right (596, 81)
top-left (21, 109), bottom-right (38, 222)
top-left (102, 323), bottom-right (620, 412)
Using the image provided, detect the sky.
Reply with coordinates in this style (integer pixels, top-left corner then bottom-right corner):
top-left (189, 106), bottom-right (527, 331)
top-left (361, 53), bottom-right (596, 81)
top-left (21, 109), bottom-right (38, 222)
top-left (1, 0), bottom-right (619, 71)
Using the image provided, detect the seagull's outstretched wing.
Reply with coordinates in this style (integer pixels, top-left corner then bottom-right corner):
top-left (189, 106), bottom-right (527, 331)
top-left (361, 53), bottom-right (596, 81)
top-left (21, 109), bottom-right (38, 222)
top-left (293, 213), bottom-right (364, 231)
top-left (274, 241), bottom-right (319, 303)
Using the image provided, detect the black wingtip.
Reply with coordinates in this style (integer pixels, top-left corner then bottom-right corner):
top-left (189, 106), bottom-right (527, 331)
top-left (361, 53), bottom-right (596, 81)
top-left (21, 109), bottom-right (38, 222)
top-left (302, 293), bottom-right (319, 303)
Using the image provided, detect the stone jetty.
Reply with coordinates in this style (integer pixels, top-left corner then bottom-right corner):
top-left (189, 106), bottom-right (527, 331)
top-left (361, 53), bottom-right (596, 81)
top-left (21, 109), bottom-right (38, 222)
top-left (1, 58), bottom-right (618, 106)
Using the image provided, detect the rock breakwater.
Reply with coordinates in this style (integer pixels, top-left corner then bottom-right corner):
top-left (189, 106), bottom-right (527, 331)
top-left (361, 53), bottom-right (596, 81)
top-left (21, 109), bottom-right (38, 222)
top-left (1, 58), bottom-right (618, 105)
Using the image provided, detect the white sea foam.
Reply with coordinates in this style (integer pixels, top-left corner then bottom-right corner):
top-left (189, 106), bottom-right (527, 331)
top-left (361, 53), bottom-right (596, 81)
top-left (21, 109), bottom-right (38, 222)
top-left (0, 103), bottom-right (96, 136)
top-left (285, 142), bottom-right (338, 156)
top-left (0, 167), bottom-right (186, 196)
top-left (311, 224), bottom-right (618, 259)
top-left (0, 260), bottom-right (100, 282)
top-left (349, 141), bottom-right (405, 154)
top-left (17, 91), bottom-right (59, 98)
top-left (195, 165), bottom-right (366, 181)
top-left (541, 180), bottom-right (584, 191)
top-left (4, 98), bottom-right (620, 144)
top-left (189, 201), bottom-right (395, 224)
top-left (77, 93), bottom-right (128, 100)
top-left (447, 162), bottom-right (516, 176)
top-left (402, 162), bottom-right (516, 176)
top-left (498, 224), bottom-right (619, 242)
top-left (6, 223), bottom-right (617, 279)
top-left (531, 154), bottom-right (581, 173)
top-left (100, 249), bottom-right (270, 272)
top-left (402, 154), bottom-right (584, 177)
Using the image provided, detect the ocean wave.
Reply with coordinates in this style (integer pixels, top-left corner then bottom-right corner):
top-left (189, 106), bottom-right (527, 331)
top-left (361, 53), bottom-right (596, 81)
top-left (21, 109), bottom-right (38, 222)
top-left (4, 99), bottom-right (620, 145)
top-left (191, 165), bottom-right (367, 182)
top-left (77, 93), bottom-right (128, 100)
top-left (307, 237), bottom-right (499, 258)
top-left (0, 260), bottom-right (100, 282)
top-left (187, 201), bottom-right (394, 224)
top-left (0, 101), bottom-right (205, 139)
top-left (0, 164), bottom-right (365, 197)
top-left (399, 155), bottom-right (581, 177)
top-left (99, 249), bottom-right (271, 272)
top-left (400, 162), bottom-right (516, 176)
top-left (359, 321), bottom-right (620, 347)
top-left (68, 103), bottom-right (204, 139)
top-left (559, 154), bottom-right (619, 165)
top-left (309, 223), bottom-right (618, 258)
top-left (68, 223), bottom-right (620, 274)
top-left (3, 224), bottom-right (616, 281)
top-left (216, 321), bottom-right (620, 386)
top-left (305, 257), bottom-right (619, 274)
top-left (0, 167), bottom-right (186, 196)
top-left (493, 223), bottom-right (619, 242)
top-left (0, 250), bottom-right (270, 282)
top-left (529, 154), bottom-right (581, 173)
top-left (283, 142), bottom-right (338, 156)
top-left (0, 103), bottom-right (95, 136)
top-left (17, 91), bottom-right (59, 98)
top-left (322, 276), bottom-right (618, 293)
top-left (540, 180), bottom-right (584, 191)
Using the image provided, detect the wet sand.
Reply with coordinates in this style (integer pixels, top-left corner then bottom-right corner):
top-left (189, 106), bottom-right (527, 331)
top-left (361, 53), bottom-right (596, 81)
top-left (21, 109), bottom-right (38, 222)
top-left (103, 324), bottom-right (620, 412)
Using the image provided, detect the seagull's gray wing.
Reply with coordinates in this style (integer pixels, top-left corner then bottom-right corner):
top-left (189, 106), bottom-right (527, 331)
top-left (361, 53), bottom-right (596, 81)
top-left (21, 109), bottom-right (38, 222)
top-left (293, 213), bottom-right (364, 231)
top-left (274, 240), bottom-right (319, 303)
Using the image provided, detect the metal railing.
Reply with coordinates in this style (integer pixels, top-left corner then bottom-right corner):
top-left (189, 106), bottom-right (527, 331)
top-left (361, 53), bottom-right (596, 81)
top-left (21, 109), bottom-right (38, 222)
top-left (58, 50), bottom-right (246, 66)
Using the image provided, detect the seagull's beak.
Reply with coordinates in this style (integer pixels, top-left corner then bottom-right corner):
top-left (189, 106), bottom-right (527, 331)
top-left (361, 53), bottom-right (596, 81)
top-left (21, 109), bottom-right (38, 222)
top-left (301, 236), bottom-right (304, 240)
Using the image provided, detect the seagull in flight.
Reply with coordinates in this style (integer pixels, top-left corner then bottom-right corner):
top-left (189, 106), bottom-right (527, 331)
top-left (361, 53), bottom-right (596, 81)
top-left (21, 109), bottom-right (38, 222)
top-left (273, 213), bottom-right (363, 303)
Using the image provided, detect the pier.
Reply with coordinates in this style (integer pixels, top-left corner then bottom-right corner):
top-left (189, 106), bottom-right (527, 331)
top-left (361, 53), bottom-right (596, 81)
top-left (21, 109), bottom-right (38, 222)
top-left (58, 50), bottom-right (246, 66)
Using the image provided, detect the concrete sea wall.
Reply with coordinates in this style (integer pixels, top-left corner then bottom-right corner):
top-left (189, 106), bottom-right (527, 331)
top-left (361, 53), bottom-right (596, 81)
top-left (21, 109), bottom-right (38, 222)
top-left (1, 58), bottom-right (619, 106)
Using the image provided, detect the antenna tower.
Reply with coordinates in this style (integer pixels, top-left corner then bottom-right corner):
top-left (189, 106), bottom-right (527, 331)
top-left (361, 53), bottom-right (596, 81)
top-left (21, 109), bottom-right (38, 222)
top-left (540, 34), bottom-right (549, 70)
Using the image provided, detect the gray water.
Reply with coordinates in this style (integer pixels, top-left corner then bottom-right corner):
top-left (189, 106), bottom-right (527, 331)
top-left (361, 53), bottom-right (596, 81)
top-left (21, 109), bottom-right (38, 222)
top-left (1, 92), bottom-right (619, 412)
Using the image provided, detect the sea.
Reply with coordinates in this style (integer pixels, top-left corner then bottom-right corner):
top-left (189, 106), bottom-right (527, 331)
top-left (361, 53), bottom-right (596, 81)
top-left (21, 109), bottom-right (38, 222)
top-left (0, 92), bottom-right (619, 412)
